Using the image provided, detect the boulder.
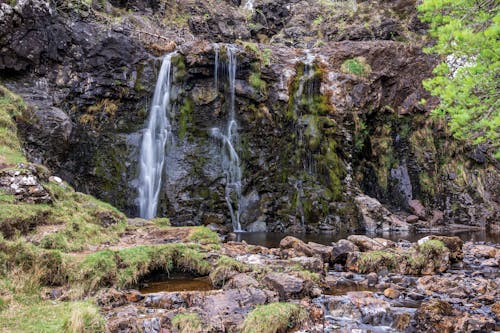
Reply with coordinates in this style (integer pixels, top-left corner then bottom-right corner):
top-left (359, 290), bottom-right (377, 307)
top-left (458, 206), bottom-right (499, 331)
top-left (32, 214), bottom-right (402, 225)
top-left (279, 236), bottom-right (315, 258)
top-left (307, 241), bottom-right (333, 263)
top-left (347, 235), bottom-right (386, 251)
top-left (263, 272), bottom-right (312, 300)
top-left (427, 235), bottom-right (463, 262)
top-left (415, 299), bottom-right (495, 333)
top-left (289, 256), bottom-right (324, 273)
top-left (355, 194), bottom-right (409, 232)
top-left (331, 239), bottom-right (359, 264)
top-left (409, 200), bottom-right (427, 218)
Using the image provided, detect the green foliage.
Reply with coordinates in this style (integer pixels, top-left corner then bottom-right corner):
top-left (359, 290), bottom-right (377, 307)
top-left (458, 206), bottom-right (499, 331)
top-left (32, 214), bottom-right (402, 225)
top-left (341, 57), bottom-right (371, 76)
top-left (418, 0), bottom-right (500, 158)
top-left (241, 302), bottom-right (307, 333)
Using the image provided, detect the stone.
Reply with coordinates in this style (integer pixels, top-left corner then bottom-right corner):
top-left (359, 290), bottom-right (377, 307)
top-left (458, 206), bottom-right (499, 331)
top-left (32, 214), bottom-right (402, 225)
top-left (366, 272), bottom-right (378, 286)
top-left (383, 287), bottom-right (400, 299)
top-left (225, 273), bottom-right (259, 289)
top-left (279, 236), bottom-right (315, 258)
top-left (307, 242), bottom-right (333, 263)
top-left (406, 215), bottom-right (419, 223)
top-left (355, 194), bottom-right (409, 232)
top-left (331, 239), bottom-right (359, 264)
top-left (246, 221), bottom-right (267, 232)
top-left (409, 200), bottom-right (427, 218)
top-left (430, 209), bottom-right (444, 225)
top-left (290, 256), bottom-right (324, 273)
top-left (428, 235), bottom-right (464, 262)
top-left (347, 235), bottom-right (386, 251)
top-left (124, 290), bottom-right (144, 303)
top-left (263, 272), bottom-right (310, 300)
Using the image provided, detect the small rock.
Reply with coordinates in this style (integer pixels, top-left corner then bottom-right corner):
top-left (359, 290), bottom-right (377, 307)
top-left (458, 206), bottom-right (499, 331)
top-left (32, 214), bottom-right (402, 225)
top-left (406, 215), bottom-right (419, 223)
top-left (366, 272), bottom-right (378, 286)
top-left (383, 287), bottom-right (400, 299)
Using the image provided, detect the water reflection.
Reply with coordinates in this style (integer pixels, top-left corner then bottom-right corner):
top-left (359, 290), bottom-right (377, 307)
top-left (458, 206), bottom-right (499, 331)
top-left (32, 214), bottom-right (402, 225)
top-left (236, 229), bottom-right (500, 248)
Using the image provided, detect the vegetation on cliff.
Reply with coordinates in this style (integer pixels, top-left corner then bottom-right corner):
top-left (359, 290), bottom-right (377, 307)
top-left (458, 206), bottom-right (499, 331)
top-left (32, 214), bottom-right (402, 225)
top-left (418, 0), bottom-right (499, 158)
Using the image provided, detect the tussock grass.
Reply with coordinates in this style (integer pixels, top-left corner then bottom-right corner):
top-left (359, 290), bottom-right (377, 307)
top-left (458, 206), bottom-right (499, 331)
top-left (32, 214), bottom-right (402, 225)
top-left (171, 312), bottom-right (204, 333)
top-left (241, 302), bottom-right (307, 333)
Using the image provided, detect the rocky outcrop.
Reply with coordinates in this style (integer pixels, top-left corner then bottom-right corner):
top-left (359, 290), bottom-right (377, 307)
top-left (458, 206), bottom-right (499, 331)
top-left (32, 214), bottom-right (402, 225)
top-left (0, 0), bottom-right (497, 234)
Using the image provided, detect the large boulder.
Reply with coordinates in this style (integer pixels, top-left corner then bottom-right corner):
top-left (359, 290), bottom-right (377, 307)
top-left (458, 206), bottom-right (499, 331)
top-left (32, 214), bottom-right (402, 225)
top-left (331, 239), bottom-right (359, 264)
top-left (263, 272), bottom-right (313, 301)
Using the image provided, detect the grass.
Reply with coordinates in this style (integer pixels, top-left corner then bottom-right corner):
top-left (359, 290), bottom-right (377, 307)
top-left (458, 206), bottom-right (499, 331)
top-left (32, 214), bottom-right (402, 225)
top-left (209, 256), bottom-right (248, 287)
top-left (0, 300), bottom-right (104, 333)
top-left (0, 85), bottom-right (27, 165)
top-left (358, 250), bottom-right (398, 273)
top-left (171, 312), bottom-right (203, 333)
top-left (186, 226), bottom-right (220, 245)
top-left (341, 57), bottom-right (372, 77)
top-left (418, 239), bottom-right (446, 256)
top-left (240, 302), bottom-right (307, 333)
top-left (71, 243), bottom-right (211, 291)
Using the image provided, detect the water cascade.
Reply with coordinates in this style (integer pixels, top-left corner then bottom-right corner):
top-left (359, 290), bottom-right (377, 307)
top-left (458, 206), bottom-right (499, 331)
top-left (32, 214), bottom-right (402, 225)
top-left (289, 52), bottom-right (321, 227)
top-left (292, 51), bottom-right (319, 175)
top-left (211, 45), bottom-right (243, 232)
top-left (137, 53), bottom-right (176, 219)
top-left (243, 0), bottom-right (254, 11)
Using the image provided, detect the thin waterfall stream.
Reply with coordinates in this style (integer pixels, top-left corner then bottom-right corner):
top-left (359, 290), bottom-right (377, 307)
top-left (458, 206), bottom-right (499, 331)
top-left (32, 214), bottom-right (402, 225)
top-left (137, 53), bottom-right (176, 219)
top-left (211, 45), bottom-right (243, 232)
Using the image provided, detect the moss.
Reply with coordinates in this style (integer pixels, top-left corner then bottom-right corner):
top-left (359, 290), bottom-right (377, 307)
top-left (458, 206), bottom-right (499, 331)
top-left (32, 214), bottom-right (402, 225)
top-left (178, 97), bottom-right (194, 140)
top-left (150, 217), bottom-right (171, 228)
top-left (358, 250), bottom-right (398, 273)
top-left (291, 267), bottom-right (320, 282)
top-left (172, 54), bottom-right (187, 81)
top-left (286, 62), bottom-right (305, 120)
top-left (186, 226), bottom-right (220, 245)
top-left (418, 239), bottom-right (446, 256)
top-left (249, 72), bottom-right (267, 94)
top-left (0, 85), bottom-right (28, 166)
top-left (209, 256), bottom-right (247, 287)
top-left (340, 57), bottom-right (372, 76)
top-left (171, 312), bottom-right (203, 333)
top-left (70, 243), bottom-right (211, 291)
top-left (241, 302), bottom-right (307, 333)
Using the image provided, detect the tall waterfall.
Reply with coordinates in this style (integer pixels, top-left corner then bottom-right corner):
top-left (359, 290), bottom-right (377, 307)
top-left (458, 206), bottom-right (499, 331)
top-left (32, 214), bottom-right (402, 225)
top-left (137, 53), bottom-right (176, 219)
top-left (212, 45), bottom-right (243, 232)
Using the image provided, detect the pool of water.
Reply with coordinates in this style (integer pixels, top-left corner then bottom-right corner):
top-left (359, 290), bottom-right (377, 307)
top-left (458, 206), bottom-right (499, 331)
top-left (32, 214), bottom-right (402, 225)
top-left (235, 229), bottom-right (500, 248)
top-left (139, 272), bottom-right (213, 294)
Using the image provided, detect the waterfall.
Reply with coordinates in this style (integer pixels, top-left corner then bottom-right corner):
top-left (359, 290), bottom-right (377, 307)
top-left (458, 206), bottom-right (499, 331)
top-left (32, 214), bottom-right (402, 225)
top-left (243, 0), bottom-right (254, 11)
top-left (211, 45), bottom-right (243, 232)
top-left (137, 53), bottom-right (176, 219)
top-left (292, 51), bottom-right (318, 174)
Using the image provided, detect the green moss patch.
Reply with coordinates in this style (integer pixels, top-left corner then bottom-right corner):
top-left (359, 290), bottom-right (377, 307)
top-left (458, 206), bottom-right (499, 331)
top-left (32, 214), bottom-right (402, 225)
top-left (241, 302), bottom-right (307, 333)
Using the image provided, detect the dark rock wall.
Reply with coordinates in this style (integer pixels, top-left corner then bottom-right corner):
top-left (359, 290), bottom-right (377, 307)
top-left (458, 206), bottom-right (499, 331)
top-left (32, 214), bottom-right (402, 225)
top-left (0, 0), bottom-right (498, 232)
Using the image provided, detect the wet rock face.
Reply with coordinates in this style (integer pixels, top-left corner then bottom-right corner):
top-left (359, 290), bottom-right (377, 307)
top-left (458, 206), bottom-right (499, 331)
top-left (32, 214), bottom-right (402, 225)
top-left (1, 0), bottom-right (498, 233)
